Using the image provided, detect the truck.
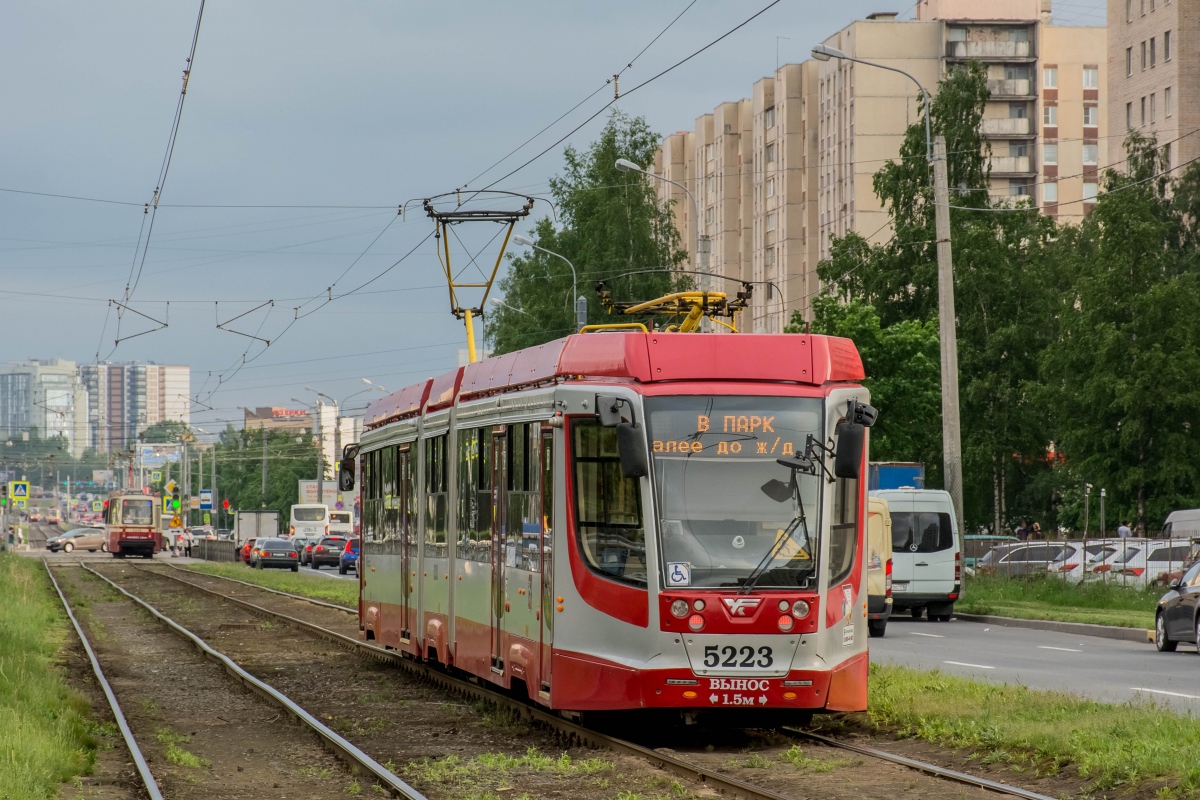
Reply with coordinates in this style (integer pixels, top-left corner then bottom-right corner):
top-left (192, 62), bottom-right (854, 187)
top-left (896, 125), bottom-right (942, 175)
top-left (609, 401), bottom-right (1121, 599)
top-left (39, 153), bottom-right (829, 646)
top-left (869, 461), bottom-right (926, 491)
top-left (234, 510), bottom-right (281, 544)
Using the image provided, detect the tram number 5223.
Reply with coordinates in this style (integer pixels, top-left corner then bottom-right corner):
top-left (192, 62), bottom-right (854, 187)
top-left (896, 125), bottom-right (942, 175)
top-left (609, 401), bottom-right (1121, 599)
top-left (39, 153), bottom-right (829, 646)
top-left (703, 645), bottom-right (774, 668)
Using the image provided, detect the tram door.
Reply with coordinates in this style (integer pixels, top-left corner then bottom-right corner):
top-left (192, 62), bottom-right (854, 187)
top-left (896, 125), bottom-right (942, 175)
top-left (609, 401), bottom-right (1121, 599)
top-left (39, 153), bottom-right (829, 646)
top-left (538, 429), bottom-right (554, 694)
top-left (398, 444), bottom-right (413, 641)
top-left (490, 427), bottom-right (508, 671)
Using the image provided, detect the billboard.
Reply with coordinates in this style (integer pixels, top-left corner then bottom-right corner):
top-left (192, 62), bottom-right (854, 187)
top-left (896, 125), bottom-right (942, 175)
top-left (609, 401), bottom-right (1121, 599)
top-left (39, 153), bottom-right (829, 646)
top-left (297, 480), bottom-right (359, 513)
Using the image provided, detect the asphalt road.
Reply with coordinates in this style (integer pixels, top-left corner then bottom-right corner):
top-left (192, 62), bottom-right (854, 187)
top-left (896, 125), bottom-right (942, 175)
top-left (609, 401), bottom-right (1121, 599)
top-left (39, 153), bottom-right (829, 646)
top-left (873, 615), bottom-right (1200, 712)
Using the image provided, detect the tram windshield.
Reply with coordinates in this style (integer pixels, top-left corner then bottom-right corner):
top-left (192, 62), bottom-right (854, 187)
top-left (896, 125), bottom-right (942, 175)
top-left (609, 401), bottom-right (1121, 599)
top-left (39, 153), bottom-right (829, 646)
top-left (120, 498), bottom-right (155, 526)
top-left (646, 396), bottom-right (824, 589)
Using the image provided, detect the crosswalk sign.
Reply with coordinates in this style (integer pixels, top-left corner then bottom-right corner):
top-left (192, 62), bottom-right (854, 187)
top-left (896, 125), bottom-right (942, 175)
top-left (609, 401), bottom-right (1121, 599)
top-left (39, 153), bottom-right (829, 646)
top-left (162, 496), bottom-right (173, 514)
top-left (92, 500), bottom-right (103, 512)
top-left (151, 471), bottom-right (162, 483)
top-left (9, 481), bottom-right (28, 498)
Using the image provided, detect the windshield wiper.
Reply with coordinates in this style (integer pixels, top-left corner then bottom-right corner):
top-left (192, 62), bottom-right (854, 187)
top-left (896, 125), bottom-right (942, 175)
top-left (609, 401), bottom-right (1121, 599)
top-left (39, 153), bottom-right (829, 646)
top-left (741, 461), bottom-right (814, 595)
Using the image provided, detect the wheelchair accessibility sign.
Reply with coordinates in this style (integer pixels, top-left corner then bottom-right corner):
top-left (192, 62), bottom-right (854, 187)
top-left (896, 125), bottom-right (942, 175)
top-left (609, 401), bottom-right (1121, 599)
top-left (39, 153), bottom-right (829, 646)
top-left (666, 562), bottom-right (691, 587)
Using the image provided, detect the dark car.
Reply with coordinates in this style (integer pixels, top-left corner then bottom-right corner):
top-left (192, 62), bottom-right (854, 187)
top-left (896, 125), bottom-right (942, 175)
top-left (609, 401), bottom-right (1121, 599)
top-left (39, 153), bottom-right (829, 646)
top-left (1156, 560), bottom-right (1200, 651)
top-left (338, 538), bottom-right (360, 575)
top-left (310, 536), bottom-right (347, 570)
top-left (977, 541), bottom-right (1068, 577)
top-left (293, 535), bottom-right (315, 566)
top-left (253, 537), bottom-right (300, 572)
top-left (240, 538), bottom-right (257, 565)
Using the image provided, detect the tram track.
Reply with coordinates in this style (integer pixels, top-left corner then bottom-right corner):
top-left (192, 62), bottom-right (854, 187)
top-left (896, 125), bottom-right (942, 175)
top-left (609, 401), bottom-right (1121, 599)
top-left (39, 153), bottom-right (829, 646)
top-left (113, 561), bottom-right (1063, 800)
top-left (48, 560), bottom-right (428, 800)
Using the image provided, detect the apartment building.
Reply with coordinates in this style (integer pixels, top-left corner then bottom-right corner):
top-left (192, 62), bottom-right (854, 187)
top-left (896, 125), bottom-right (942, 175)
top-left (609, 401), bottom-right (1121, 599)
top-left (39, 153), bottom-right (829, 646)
top-left (1107, 0), bottom-right (1199, 171)
top-left (80, 362), bottom-right (191, 452)
top-left (0, 360), bottom-right (89, 457)
top-left (654, 0), bottom-right (1105, 330)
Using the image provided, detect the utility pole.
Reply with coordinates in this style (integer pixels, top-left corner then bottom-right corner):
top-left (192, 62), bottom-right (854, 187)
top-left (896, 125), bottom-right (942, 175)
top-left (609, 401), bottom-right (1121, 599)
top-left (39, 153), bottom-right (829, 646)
top-left (315, 406), bottom-right (324, 511)
top-left (1100, 488), bottom-right (1106, 537)
top-left (211, 441), bottom-right (217, 529)
top-left (197, 447), bottom-right (203, 528)
top-left (261, 427), bottom-right (268, 508)
top-left (932, 135), bottom-right (965, 545)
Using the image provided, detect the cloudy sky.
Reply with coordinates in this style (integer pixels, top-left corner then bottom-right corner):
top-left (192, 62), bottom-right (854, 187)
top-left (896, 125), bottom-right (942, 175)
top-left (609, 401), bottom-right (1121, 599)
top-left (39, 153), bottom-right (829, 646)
top-left (2, 0), bottom-right (1105, 431)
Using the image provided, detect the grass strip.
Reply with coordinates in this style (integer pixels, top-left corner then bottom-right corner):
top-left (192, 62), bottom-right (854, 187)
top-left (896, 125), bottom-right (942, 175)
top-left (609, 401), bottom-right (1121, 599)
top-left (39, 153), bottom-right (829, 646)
top-left (958, 574), bottom-right (1158, 629)
top-left (184, 562), bottom-right (358, 607)
top-left (0, 555), bottom-right (96, 798)
top-left (852, 663), bottom-right (1200, 795)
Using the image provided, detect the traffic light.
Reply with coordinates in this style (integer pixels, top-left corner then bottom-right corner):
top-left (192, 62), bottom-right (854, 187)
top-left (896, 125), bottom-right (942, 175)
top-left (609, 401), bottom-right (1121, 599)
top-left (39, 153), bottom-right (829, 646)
top-left (171, 490), bottom-right (181, 511)
top-left (222, 499), bottom-right (230, 511)
top-left (0, 484), bottom-right (7, 507)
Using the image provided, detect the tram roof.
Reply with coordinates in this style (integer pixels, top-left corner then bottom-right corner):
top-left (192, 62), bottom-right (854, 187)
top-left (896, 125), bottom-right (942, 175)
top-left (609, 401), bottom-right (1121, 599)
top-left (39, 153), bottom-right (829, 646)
top-left (364, 331), bottom-right (863, 430)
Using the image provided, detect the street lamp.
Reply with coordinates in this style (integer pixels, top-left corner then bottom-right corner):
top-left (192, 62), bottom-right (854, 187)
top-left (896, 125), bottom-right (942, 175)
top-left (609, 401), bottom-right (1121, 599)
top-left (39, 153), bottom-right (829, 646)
top-left (811, 41), bottom-right (964, 543)
top-left (511, 234), bottom-right (587, 331)
top-left (615, 158), bottom-right (712, 291)
top-left (490, 297), bottom-right (532, 317)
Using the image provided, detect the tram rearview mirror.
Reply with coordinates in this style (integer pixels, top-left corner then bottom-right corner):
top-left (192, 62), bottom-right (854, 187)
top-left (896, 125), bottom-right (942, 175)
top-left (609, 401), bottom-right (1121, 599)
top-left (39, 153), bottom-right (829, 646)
top-left (760, 479), bottom-right (792, 503)
top-left (596, 395), bottom-right (624, 427)
top-left (616, 422), bottom-right (648, 479)
top-left (338, 444), bottom-right (359, 491)
top-left (834, 423), bottom-right (865, 479)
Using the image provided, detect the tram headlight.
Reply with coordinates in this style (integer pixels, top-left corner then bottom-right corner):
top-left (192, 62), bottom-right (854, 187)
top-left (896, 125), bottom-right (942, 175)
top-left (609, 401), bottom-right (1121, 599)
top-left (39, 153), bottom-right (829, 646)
top-left (791, 600), bottom-right (810, 619)
top-left (687, 614), bottom-right (705, 631)
top-left (777, 614), bottom-right (795, 632)
top-left (671, 599), bottom-right (689, 618)
top-left (777, 599), bottom-right (789, 612)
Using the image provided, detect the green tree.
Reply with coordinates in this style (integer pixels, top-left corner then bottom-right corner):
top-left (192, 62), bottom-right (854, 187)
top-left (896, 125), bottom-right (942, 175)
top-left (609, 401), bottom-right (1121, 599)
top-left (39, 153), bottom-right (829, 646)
top-left (139, 420), bottom-right (190, 443)
top-left (791, 297), bottom-right (942, 482)
top-left (815, 62), bottom-right (1059, 533)
top-left (209, 426), bottom-right (329, 533)
top-left (487, 110), bottom-right (689, 354)
top-left (1043, 133), bottom-right (1200, 532)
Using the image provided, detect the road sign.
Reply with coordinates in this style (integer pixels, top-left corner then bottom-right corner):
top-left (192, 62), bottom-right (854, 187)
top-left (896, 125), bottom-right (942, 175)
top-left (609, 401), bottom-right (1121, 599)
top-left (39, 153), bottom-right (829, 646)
top-left (162, 496), bottom-right (173, 513)
top-left (9, 481), bottom-right (29, 499)
top-left (169, 515), bottom-right (182, 529)
top-left (92, 501), bottom-right (103, 512)
top-left (151, 470), bottom-right (162, 483)
top-left (189, 497), bottom-right (200, 510)
top-left (164, 480), bottom-right (177, 495)
top-left (199, 489), bottom-right (213, 510)
top-left (203, 512), bottom-right (211, 524)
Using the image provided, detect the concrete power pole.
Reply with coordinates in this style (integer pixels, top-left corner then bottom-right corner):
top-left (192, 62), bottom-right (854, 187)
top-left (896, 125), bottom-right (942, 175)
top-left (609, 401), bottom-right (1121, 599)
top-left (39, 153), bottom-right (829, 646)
top-left (261, 427), bottom-right (268, 507)
top-left (211, 442), bottom-right (217, 528)
top-left (932, 135), bottom-right (965, 554)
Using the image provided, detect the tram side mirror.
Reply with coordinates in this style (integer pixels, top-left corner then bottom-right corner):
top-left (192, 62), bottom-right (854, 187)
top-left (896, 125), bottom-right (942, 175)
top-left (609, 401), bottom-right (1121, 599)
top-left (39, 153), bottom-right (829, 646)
top-left (596, 395), bottom-right (624, 427)
top-left (615, 422), bottom-right (648, 479)
top-left (833, 422), bottom-right (865, 479)
top-left (338, 444), bottom-right (359, 491)
top-left (760, 479), bottom-right (792, 503)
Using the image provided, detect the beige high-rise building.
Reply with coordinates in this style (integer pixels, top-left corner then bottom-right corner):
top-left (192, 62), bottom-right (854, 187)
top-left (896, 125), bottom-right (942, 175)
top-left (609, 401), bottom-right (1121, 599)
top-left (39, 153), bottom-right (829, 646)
top-left (1106, 0), bottom-right (1199, 171)
top-left (654, 0), bottom-right (1105, 331)
top-left (81, 362), bottom-right (191, 452)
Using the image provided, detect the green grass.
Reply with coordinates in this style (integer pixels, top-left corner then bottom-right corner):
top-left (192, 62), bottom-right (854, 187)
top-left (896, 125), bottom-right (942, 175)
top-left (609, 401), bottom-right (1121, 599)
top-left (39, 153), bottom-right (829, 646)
top-left (184, 562), bottom-right (358, 607)
top-left (0, 555), bottom-right (96, 799)
top-left (409, 748), bottom-right (612, 795)
top-left (858, 663), bottom-right (1200, 795)
top-left (957, 573), bottom-right (1159, 628)
top-left (155, 728), bottom-right (209, 769)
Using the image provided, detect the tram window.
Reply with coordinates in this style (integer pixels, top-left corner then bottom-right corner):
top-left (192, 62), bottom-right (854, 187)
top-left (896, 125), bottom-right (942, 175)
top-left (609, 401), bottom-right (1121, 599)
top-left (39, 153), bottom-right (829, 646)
top-left (382, 445), bottom-right (398, 539)
top-left (399, 446), bottom-right (417, 560)
top-left (121, 499), bottom-right (154, 526)
top-left (362, 449), bottom-right (380, 543)
top-left (828, 475), bottom-right (858, 586)
top-left (425, 435), bottom-right (449, 557)
top-left (507, 423), bottom-right (542, 572)
top-left (572, 419), bottom-right (646, 586)
top-left (456, 428), bottom-right (492, 562)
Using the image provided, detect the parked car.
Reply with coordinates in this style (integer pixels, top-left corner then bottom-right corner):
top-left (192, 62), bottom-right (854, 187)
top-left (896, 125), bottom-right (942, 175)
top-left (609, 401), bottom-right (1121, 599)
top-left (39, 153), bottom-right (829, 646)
top-left (253, 537), bottom-right (299, 571)
top-left (240, 538), bottom-right (257, 565)
top-left (310, 536), bottom-right (348, 570)
top-left (338, 538), bottom-right (360, 575)
top-left (1111, 540), bottom-right (1194, 587)
top-left (871, 488), bottom-right (961, 621)
top-left (1155, 559), bottom-right (1200, 652)
top-left (46, 528), bottom-right (106, 553)
top-left (977, 541), bottom-right (1068, 577)
top-left (964, 534), bottom-right (1019, 569)
top-left (1047, 541), bottom-right (1123, 583)
top-left (216, 529), bottom-right (234, 541)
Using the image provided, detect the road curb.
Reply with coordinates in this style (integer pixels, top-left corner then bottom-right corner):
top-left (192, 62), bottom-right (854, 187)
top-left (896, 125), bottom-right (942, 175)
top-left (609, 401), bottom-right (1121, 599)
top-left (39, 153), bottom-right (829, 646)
top-left (952, 612), bottom-right (1153, 643)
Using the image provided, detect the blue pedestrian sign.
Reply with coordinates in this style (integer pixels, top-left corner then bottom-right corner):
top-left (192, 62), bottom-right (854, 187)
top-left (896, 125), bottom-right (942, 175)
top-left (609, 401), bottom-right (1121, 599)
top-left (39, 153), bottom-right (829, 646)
top-left (9, 481), bottom-right (28, 511)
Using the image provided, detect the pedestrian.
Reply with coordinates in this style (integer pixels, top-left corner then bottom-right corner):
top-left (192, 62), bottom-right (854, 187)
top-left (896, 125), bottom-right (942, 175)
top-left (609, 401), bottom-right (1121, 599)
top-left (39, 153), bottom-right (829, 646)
top-left (183, 528), bottom-right (193, 558)
top-left (15, 526), bottom-right (24, 548)
top-left (1015, 521), bottom-right (1028, 541)
top-left (1117, 520), bottom-right (1132, 538)
top-left (1031, 522), bottom-right (1042, 540)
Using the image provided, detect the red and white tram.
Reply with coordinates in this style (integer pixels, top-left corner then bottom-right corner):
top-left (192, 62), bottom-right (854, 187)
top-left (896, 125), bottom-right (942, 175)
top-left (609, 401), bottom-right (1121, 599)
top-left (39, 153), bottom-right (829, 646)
top-left (343, 331), bottom-right (875, 719)
top-left (105, 492), bottom-right (164, 558)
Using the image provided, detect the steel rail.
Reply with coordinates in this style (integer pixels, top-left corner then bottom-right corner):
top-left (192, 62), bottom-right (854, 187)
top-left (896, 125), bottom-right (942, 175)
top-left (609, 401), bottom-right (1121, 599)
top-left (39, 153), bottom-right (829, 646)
top-left (116, 562), bottom-right (794, 800)
top-left (43, 561), bottom-right (165, 800)
top-left (784, 729), bottom-right (1061, 800)
top-left (77, 563), bottom-right (428, 800)
top-left (126, 562), bottom-right (1063, 800)
top-left (160, 562), bottom-right (356, 614)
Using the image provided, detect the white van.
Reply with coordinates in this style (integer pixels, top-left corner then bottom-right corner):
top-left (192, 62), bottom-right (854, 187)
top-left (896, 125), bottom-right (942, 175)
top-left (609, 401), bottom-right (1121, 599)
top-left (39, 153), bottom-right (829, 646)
top-left (289, 503), bottom-right (328, 538)
top-left (871, 488), bottom-right (961, 621)
top-left (1161, 509), bottom-right (1200, 539)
